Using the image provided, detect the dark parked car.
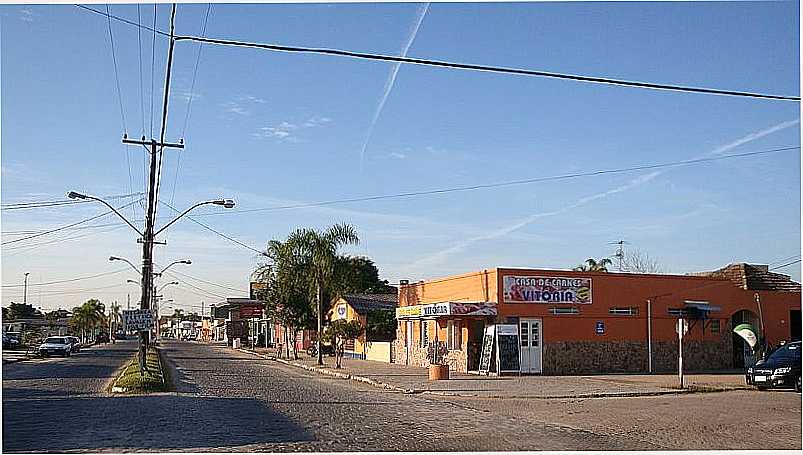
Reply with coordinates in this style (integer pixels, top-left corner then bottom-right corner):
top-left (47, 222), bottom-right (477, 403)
top-left (38, 337), bottom-right (72, 357)
top-left (3, 333), bottom-right (20, 350)
top-left (746, 341), bottom-right (801, 392)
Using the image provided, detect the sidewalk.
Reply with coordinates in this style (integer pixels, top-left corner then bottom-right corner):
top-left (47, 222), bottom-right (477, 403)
top-left (237, 346), bottom-right (751, 398)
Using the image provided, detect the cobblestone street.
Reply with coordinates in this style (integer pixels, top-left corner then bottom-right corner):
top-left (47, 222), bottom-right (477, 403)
top-left (3, 340), bottom-right (801, 452)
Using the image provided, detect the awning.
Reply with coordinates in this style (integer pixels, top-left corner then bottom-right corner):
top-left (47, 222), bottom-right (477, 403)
top-left (396, 301), bottom-right (497, 319)
top-left (683, 300), bottom-right (721, 312)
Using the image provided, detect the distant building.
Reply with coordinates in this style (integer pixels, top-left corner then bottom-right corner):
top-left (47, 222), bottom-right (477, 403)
top-left (327, 293), bottom-right (398, 361)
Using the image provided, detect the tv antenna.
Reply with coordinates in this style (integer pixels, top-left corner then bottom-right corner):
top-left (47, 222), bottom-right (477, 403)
top-left (609, 240), bottom-right (630, 272)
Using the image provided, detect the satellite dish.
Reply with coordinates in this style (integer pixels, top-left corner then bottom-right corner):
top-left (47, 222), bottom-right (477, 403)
top-left (733, 323), bottom-right (758, 348)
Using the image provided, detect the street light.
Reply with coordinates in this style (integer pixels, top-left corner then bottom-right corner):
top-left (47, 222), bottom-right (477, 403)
top-left (153, 199), bottom-right (235, 236)
top-left (23, 272), bottom-right (30, 305)
top-left (157, 281), bottom-right (179, 293)
top-left (110, 256), bottom-right (142, 275)
top-left (153, 260), bottom-right (191, 277)
top-left (67, 192), bottom-right (144, 236)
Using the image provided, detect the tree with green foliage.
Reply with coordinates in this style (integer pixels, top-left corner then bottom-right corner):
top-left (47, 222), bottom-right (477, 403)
top-left (7, 302), bottom-right (43, 320)
top-left (332, 256), bottom-right (397, 295)
top-left (323, 319), bottom-right (364, 369)
top-left (284, 223), bottom-right (359, 365)
top-left (366, 309), bottom-right (397, 342)
top-left (573, 257), bottom-right (613, 272)
top-left (70, 299), bottom-right (105, 343)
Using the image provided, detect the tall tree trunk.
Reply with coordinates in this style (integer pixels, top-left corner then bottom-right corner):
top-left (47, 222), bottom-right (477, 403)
top-left (316, 280), bottom-right (323, 365)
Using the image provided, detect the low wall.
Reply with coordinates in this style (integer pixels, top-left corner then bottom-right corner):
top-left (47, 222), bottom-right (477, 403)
top-left (543, 332), bottom-right (734, 375)
top-left (365, 341), bottom-right (392, 363)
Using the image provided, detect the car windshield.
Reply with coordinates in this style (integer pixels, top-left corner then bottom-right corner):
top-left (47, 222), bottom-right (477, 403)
top-left (767, 343), bottom-right (801, 362)
top-left (44, 337), bottom-right (66, 344)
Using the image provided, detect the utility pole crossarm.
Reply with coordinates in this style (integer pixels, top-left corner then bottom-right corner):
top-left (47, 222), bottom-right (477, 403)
top-left (122, 137), bottom-right (185, 149)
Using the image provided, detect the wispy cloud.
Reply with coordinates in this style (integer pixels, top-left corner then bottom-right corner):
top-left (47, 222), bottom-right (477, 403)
top-left (221, 95), bottom-right (268, 116)
top-left (20, 9), bottom-right (34, 22)
top-left (359, 3), bottom-right (429, 171)
top-left (172, 90), bottom-right (202, 104)
top-left (406, 119), bottom-right (800, 270)
top-left (388, 152), bottom-right (407, 160)
top-left (253, 117), bottom-right (331, 142)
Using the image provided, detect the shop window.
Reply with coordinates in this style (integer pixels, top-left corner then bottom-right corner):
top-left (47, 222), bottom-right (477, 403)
top-left (447, 320), bottom-right (462, 350)
top-left (710, 320), bottom-right (720, 334)
top-left (420, 320), bottom-right (428, 348)
top-left (609, 307), bottom-right (639, 316)
top-left (549, 307), bottom-right (579, 315)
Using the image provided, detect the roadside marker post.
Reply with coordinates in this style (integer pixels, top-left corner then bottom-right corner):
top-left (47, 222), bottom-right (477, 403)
top-left (676, 318), bottom-right (689, 388)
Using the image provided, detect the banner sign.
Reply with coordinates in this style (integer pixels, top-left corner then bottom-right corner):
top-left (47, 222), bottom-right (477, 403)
top-left (122, 309), bottom-right (154, 331)
top-left (733, 323), bottom-right (757, 348)
top-left (503, 276), bottom-right (592, 304)
top-left (451, 302), bottom-right (497, 316)
top-left (397, 301), bottom-right (498, 319)
top-left (239, 303), bottom-right (264, 319)
top-left (335, 304), bottom-right (347, 319)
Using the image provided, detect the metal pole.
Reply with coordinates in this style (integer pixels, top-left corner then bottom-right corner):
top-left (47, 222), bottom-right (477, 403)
top-left (23, 273), bottom-right (30, 305)
top-left (316, 280), bottom-right (323, 365)
top-left (678, 318), bottom-right (684, 389)
top-left (647, 299), bottom-right (652, 373)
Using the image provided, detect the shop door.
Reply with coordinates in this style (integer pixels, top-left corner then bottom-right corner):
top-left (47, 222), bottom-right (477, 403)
top-left (519, 319), bottom-right (542, 373)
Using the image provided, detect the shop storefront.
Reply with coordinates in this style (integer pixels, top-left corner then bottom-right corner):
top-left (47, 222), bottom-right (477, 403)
top-left (393, 264), bottom-right (801, 375)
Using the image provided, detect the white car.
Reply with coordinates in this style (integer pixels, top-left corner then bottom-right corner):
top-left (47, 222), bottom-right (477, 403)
top-left (65, 336), bottom-right (82, 353)
top-left (38, 337), bottom-right (72, 357)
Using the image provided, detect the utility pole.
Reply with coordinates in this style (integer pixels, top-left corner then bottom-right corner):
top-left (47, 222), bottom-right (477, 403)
top-left (23, 272), bottom-right (30, 305)
top-left (120, 3), bottom-right (181, 373)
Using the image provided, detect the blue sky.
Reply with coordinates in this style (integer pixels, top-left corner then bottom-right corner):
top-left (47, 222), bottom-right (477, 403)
top-left (2, 1), bottom-right (800, 313)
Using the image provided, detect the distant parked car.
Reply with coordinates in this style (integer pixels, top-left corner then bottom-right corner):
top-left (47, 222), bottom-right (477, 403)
top-left (3, 334), bottom-right (20, 350)
top-left (38, 337), bottom-right (72, 357)
top-left (65, 336), bottom-right (82, 353)
top-left (746, 341), bottom-right (801, 392)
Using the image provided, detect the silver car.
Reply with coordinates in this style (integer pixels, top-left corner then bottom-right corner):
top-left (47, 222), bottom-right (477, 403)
top-left (38, 337), bottom-right (72, 357)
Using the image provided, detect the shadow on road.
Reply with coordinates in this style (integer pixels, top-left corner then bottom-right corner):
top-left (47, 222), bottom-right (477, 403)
top-left (2, 394), bottom-right (313, 452)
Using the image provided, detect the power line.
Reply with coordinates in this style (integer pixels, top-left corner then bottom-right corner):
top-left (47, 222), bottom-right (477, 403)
top-left (150, 3), bottom-right (157, 138)
top-left (136, 4), bottom-right (146, 136)
top-left (159, 201), bottom-right (265, 255)
top-left (0, 199), bottom-right (141, 246)
top-left (75, 4), bottom-right (169, 38)
top-left (770, 259), bottom-right (801, 271)
top-left (1, 269), bottom-right (129, 288)
top-left (768, 254), bottom-right (801, 266)
top-left (162, 270), bottom-right (229, 299)
top-left (2, 224), bottom-right (127, 256)
top-left (75, 4), bottom-right (800, 102)
top-left (180, 3), bottom-right (212, 140)
top-left (1, 192), bottom-right (143, 210)
top-left (173, 35), bottom-right (801, 102)
top-left (105, 4), bottom-right (127, 133)
top-left (165, 268), bottom-right (247, 293)
top-left (192, 145), bottom-right (799, 217)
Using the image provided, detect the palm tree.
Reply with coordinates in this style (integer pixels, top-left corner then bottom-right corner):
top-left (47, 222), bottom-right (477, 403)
top-left (573, 258), bottom-right (613, 272)
top-left (286, 223), bottom-right (359, 365)
top-left (109, 302), bottom-right (121, 338)
top-left (70, 299), bottom-right (105, 343)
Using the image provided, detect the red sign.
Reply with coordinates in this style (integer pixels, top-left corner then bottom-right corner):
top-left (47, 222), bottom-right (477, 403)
top-left (239, 304), bottom-right (264, 319)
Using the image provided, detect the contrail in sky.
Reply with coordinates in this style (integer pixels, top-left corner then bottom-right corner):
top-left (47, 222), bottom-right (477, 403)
top-left (359, 3), bottom-right (430, 171)
top-left (405, 118), bottom-right (800, 270)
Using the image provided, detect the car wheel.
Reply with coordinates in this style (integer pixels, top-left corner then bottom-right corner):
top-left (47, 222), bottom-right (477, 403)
top-left (795, 376), bottom-right (801, 393)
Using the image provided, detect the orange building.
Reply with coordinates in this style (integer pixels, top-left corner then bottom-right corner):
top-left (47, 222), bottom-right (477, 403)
top-left (393, 263), bottom-right (801, 374)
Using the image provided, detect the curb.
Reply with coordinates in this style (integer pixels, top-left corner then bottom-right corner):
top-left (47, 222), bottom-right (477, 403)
top-left (235, 348), bottom-right (415, 393)
top-left (234, 347), bottom-right (749, 399)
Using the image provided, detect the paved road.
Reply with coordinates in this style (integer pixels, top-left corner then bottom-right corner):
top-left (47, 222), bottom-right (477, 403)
top-left (2, 340), bottom-right (137, 452)
top-left (4, 340), bottom-right (799, 452)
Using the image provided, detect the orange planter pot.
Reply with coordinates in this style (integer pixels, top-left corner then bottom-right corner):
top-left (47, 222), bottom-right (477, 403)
top-left (428, 364), bottom-right (450, 381)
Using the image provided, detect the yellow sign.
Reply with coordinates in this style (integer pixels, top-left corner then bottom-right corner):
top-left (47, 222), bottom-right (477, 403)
top-left (396, 305), bottom-right (423, 318)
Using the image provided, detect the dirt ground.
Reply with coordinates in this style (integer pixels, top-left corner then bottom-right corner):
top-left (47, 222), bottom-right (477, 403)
top-left (439, 389), bottom-right (802, 450)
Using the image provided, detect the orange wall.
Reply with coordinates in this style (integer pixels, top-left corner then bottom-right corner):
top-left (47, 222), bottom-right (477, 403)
top-left (399, 269), bottom-right (498, 307)
top-left (495, 268), bottom-right (800, 345)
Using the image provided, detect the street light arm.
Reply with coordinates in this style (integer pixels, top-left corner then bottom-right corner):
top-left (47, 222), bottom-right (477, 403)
top-left (158, 260), bottom-right (191, 275)
top-left (154, 201), bottom-right (215, 236)
top-left (111, 256), bottom-right (142, 275)
top-left (69, 192), bottom-right (144, 237)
